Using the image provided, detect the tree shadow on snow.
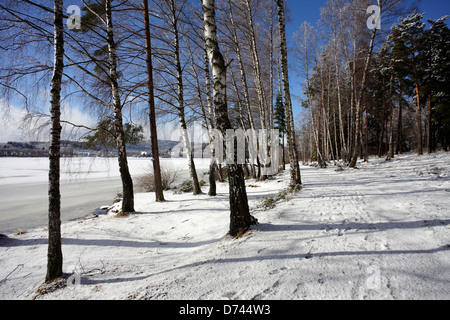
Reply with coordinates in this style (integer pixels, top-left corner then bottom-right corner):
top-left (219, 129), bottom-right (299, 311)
top-left (0, 235), bottom-right (222, 249)
top-left (255, 219), bottom-right (450, 233)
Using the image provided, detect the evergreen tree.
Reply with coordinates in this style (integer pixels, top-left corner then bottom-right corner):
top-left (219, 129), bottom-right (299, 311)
top-left (422, 17), bottom-right (450, 151)
top-left (274, 93), bottom-right (286, 169)
top-left (81, 118), bottom-right (144, 150)
top-left (392, 13), bottom-right (426, 155)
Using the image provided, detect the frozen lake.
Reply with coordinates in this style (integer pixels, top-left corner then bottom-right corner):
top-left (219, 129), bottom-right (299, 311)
top-left (0, 157), bottom-right (209, 233)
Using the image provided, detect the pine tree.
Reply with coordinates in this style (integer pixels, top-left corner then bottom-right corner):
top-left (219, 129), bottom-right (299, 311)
top-left (422, 17), bottom-right (450, 152)
top-left (274, 93), bottom-right (286, 169)
top-left (393, 13), bottom-right (426, 155)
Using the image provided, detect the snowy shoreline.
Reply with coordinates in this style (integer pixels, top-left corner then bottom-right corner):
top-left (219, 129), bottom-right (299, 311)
top-left (0, 152), bottom-right (449, 300)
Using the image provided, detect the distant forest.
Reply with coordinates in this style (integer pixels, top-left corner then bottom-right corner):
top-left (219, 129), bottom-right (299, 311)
top-left (0, 141), bottom-right (78, 157)
top-left (0, 139), bottom-right (198, 158)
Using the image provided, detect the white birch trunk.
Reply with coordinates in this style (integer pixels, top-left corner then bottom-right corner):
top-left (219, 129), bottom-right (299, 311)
top-left (105, 0), bottom-right (134, 212)
top-left (202, 0), bottom-right (250, 237)
top-left (46, 0), bottom-right (64, 283)
top-left (276, 0), bottom-right (301, 187)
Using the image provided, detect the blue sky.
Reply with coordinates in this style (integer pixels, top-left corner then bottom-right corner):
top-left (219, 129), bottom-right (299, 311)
top-left (284, 0), bottom-right (450, 117)
top-left (1, 0), bottom-right (450, 142)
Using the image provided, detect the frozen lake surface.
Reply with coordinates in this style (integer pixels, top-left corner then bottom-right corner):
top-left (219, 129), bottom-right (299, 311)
top-left (0, 157), bottom-right (208, 233)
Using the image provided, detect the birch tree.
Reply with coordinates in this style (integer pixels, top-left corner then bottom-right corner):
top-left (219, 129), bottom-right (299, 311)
top-left (320, 0), bottom-right (348, 160)
top-left (276, 0), bottom-right (301, 188)
top-left (349, 0), bottom-right (381, 167)
top-left (293, 21), bottom-right (325, 165)
top-left (171, 0), bottom-right (202, 194)
top-left (144, 0), bottom-right (165, 202)
top-left (226, 0), bottom-right (258, 179)
top-left (201, 0), bottom-right (251, 237)
top-left (46, 0), bottom-right (64, 283)
top-left (104, 0), bottom-right (135, 212)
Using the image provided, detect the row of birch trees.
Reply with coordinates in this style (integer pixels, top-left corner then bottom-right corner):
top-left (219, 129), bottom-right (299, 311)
top-left (0, 0), bottom-right (302, 283)
top-left (293, 0), bottom-right (450, 166)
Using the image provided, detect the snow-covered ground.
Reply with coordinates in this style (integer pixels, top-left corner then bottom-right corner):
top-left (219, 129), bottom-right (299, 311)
top-left (0, 152), bottom-right (449, 300)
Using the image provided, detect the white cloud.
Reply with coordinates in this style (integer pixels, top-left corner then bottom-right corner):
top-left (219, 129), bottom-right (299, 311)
top-left (0, 101), bottom-right (31, 142)
top-left (61, 102), bottom-right (96, 140)
top-left (0, 99), bottom-right (96, 142)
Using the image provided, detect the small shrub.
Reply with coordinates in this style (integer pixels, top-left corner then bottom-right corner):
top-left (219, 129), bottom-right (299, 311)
top-left (178, 180), bottom-right (193, 193)
top-left (259, 187), bottom-right (298, 211)
top-left (260, 196), bottom-right (276, 211)
top-left (276, 190), bottom-right (287, 201)
top-left (136, 164), bottom-right (179, 192)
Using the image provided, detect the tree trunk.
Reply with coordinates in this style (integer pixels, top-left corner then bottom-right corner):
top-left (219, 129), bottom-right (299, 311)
top-left (396, 81), bottom-right (403, 154)
top-left (202, 0), bottom-right (250, 237)
top-left (244, 0), bottom-right (270, 180)
top-left (364, 103), bottom-right (369, 162)
top-left (330, 74), bottom-right (339, 160)
top-left (269, 2), bottom-right (275, 131)
top-left (335, 43), bottom-right (347, 161)
top-left (46, 0), bottom-right (64, 283)
top-left (188, 40), bottom-right (217, 196)
top-left (276, 0), bottom-right (301, 188)
top-left (427, 92), bottom-right (432, 154)
top-left (143, 0), bottom-right (164, 202)
top-left (386, 72), bottom-right (395, 160)
top-left (378, 80), bottom-right (386, 157)
top-left (282, 132), bottom-right (285, 170)
top-left (106, 0), bottom-right (134, 212)
top-left (204, 53), bottom-right (218, 196)
top-left (228, 0), bottom-right (258, 179)
top-left (171, 0), bottom-right (201, 195)
top-left (349, 18), bottom-right (377, 168)
top-left (202, 48), bottom-right (217, 196)
top-left (415, 79), bottom-right (423, 155)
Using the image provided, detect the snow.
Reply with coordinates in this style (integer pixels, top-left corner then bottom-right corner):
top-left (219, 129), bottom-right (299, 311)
top-left (0, 157), bottom-right (212, 233)
top-left (0, 156), bottom-right (207, 186)
top-left (0, 152), bottom-right (449, 300)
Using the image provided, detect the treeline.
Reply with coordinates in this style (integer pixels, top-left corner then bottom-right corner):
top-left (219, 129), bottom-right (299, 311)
top-left (0, 0), bottom-right (300, 282)
top-left (0, 145), bottom-right (48, 157)
top-left (0, 141), bottom-right (81, 157)
top-left (0, 0), bottom-right (300, 188)
top-left (293, 0), bottom-right (450, 165)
